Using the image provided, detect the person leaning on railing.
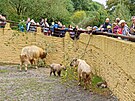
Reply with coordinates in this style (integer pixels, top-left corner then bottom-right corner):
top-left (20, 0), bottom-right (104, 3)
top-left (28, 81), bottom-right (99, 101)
top-left (26, 18), bottom-right (31, 31)
top-left (0, 14), bottom-right (6, 28)
top-left (101, 18), bottom-right (112, 32)
top-left (116, 20), bottom-right (131, 40)
top-left (130, 16), bottom-right (135, 35)
top-left (29, 19), bottom-right (36, 32)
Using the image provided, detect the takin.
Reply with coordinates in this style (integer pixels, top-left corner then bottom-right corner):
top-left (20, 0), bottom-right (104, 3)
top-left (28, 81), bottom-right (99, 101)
top-left (50, 63), bottom-right (66, 76)
top-left (70, 58), bottom-right (92, 90)
top-left (20, 45), bottom-right (47, 71)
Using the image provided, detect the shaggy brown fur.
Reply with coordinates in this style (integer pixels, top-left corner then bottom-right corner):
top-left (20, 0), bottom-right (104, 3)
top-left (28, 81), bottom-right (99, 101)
top-left (70, 59), bottom-right (92, 90)
top-left (50, 63), bottom-right (66, 76)
top-left (20, 45), bottom-right (47, 71)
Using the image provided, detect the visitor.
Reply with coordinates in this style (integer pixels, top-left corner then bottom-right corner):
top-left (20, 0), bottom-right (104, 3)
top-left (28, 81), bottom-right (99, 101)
top-left (29, 19), bottom-right (36, 32)
top-left (68, 25), bottom-right (75, 39)
top-left (117, 20), bottom-right (130, 36)
top-left (73, 25), bottom-right (80, 40)
top-left (107, 25), bottom-right (112, 33)
top-left (112, 18), bottom-right (120, 34)
top-left (54, 21), bottom-right (59, 29)
top-left (0, 14), bottom-right (6, 28)
top-left (18, 20), bottom-right (25, 32)
top-left (92, 26), bottom-right (98, 31)
top-left (40, 18), bottom-right (44, 26)
top-left (115, 18), bottom-right (120, 24)
top-left (101, 18), bottom-right (112, 32)
top-left (58, 21), bottom-right (62, 28)
top-left (59, 25), bottom-right (67, 37)
top-left (26, 18), bottom-right (31, 31)
top-left (130, 16), bottom-right (135, 35)
top-left (44, 18), bottom-right (49, 28)
top-left (50, 22), bottom-right (55, 35)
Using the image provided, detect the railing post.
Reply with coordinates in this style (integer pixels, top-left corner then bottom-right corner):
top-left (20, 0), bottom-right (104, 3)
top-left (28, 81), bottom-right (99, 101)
top-left (36, 26), bottom-right (41, 34)
top-left (4, 22), bottom-right (11, 30)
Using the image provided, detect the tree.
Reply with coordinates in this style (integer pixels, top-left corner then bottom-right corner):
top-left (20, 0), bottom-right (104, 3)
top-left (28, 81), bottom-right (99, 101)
top-left (71, 0), bottom-right (92, 11)
top-left (71, 10), bottom-right (86, 25)
top-left (106, 0), bottom-right (135, 16)
top-left (112, 3), bottom-right (131, 25)
top-left (0, 0), bottom-right (73, 24)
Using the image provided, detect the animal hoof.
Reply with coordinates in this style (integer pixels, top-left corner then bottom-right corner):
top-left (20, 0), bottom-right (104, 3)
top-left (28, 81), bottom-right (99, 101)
top-left (78, 83), bottom-right (81, 86)
top-left (84, 87), bottom-right (87, 90)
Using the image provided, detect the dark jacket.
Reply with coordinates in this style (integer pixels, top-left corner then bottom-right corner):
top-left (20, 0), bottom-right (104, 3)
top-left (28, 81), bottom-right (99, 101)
top-left (130, 24), bottom-right (135, 35)
top-left (102, 22), bottom-right (112, 32)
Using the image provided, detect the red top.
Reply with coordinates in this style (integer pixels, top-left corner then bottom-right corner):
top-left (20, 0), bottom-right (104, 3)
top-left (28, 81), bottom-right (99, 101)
top-left (117, 28), bottom-right (122, 34)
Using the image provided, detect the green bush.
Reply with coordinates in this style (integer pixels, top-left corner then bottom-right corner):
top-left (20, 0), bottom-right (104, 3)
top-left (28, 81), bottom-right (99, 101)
top-left (71, 10), bottom-right (86, 25)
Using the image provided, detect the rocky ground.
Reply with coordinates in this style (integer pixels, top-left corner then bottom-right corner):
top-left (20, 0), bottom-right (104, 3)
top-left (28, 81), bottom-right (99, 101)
top-left (0, 66), bottom-right (118, 101)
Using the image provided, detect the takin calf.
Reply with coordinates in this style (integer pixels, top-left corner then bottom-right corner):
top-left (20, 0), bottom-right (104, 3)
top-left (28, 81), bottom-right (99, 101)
top-left (70, 58), bottom-right (92, 90)
top-left (50, 63), bottom-right (66, 76)
top-left (20, 45), bottom-right (47, 71)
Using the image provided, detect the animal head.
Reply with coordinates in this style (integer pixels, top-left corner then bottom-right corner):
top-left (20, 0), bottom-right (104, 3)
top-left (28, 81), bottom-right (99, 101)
top-left (70, 58), bottom-right (78, 67)
top-left (60, 64), bottom-right (66, 70)
top-left (41, 51), bottom-right (47, 59)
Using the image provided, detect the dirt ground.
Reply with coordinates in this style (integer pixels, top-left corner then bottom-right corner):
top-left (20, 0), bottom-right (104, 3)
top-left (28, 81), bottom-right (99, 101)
top-left (0, 66), bottom-right (118, 101)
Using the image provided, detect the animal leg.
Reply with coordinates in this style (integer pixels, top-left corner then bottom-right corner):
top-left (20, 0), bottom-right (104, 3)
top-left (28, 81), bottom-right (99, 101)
top-left (57, 71), bottom-right (61, 77)
top-left (50, 69), bottom-right (53, 76)
top-left (53, 71), bottom-right (56, 76)
top-left (84, 78), bottom-right (87, 90)
top-left (78, 74), bottom-right (81, 86)
top-left (34, 59), bottom-right (38, 69)
top-left (20, 62), bottom-right (23, 71)
top-left (30, 59), bottom-right (34, 65)
top-left (24, 64), bottom-right (28, 72)
top-left (84, 75), bottom-right (91, 90)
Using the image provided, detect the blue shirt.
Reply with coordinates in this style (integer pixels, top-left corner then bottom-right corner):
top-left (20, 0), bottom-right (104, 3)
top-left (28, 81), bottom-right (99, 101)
top-left (122, 26), bottom-right (129, 36)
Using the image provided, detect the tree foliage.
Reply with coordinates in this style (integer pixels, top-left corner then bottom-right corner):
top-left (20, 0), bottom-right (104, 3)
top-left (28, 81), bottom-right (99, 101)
top-left (71, 11), bottom-right (86, 25)
top-left (107, 0), bottom-right (135, 16)
top-left (112, 3), bottom-right (131, 24)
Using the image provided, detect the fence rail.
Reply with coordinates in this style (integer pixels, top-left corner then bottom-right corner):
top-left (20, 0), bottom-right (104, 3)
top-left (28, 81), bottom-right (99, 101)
top-left (92, 31), bottom-right (135, 42)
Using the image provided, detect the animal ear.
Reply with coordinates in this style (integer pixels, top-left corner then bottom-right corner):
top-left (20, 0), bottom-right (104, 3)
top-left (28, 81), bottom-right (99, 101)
top-left (43, 51), bottom-right (47, 57)
top-left (24, 54), bottom-right (27, 57)
top-left (60, 64), bottom-right (62, 66)
top-left (74, 58), bottom-right (77, 61)
top-left (41, 52), bottom-right (47, 59)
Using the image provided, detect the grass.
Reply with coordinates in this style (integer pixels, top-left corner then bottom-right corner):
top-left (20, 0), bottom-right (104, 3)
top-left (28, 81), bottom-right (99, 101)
top-left (16, 60), bottom-right (48, 70)
top-left (0, 69), bottom-right (8, 73)
top-left (0, 62), bottom-right (18, 66)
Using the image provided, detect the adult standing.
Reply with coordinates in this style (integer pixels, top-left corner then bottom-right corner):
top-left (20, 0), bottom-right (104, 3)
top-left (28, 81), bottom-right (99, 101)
top-left (101, 18), bottom-right (112, 32)
top-left (112, 18), bottom-right (120, 34)
top-left (130, 16), bottom-right (135, 35)
top-left (26, 18), bottom-right (31, 31)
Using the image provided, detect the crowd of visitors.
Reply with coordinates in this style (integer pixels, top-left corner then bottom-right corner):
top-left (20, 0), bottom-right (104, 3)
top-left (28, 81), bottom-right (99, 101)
top-left (24, 16), bottom-right (135, 38)
top-left (0, 15), bottom-right (135, 40)
top-left (97, 17), bottom-right (135, 36)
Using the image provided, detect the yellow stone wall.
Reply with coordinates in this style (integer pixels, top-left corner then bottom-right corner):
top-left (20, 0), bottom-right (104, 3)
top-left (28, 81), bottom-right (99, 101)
top-left (0, 29), bottom-right (135, 101)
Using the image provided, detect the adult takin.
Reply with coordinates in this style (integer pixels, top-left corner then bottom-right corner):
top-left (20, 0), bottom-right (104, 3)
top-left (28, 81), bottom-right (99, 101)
top-left (50, 63), bottom-right (66, 76)
top-left (20, 45), bottom-right (47, 71)
top-left (70, 58), bottom-right (92, 90)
